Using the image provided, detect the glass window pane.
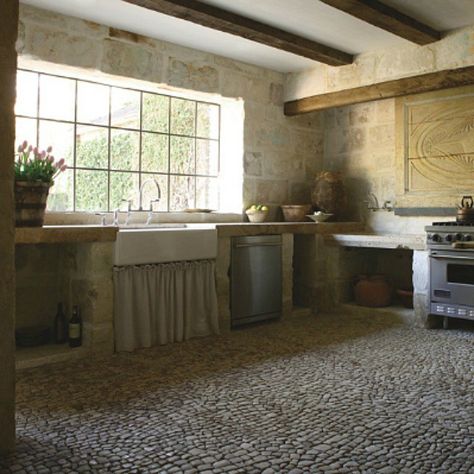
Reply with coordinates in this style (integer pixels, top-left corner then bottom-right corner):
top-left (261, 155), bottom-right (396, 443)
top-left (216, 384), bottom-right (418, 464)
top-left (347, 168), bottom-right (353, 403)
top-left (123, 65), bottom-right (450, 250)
top-left (197, 103), bottom-right (219, 139)
top-left (142, 133), bottom-right (168, 173)
top-left (76, 125), bottom-right (109, 169)
top-left (77, 82), bottom-right (109, 125)
top-left (15, 117), bottom-right (37, 151)
top-left (16, 70), bottom-right (38, 117)
top-left (48, 169), bottom-right (73, 212)
top-left (170, 175), bottom-right (195, 211)
top-left (196, 139), bottom-right (219, 176)
top-left (139, 174), bottom-right (168, 212)
top-left (111, 129), bottom-right (139, 171)
top-left (76, 169), bottom-right (108, 211)
top-left (39, 75), bottom-right (75, 121)
top-left (110, 172), bottom-right (139, 211)
top-left (38, 120), bottom-right (74, 169)
top-left (143, 94), bottom-right (169, 132)
top-left (196, 177), bottom-right (218, 210)
top-left (111, 88), bottom-right (140, 129)
top-left (170, 136), bottom-right (194, 174)
top-left (170, 98), bottom-right (195, 136)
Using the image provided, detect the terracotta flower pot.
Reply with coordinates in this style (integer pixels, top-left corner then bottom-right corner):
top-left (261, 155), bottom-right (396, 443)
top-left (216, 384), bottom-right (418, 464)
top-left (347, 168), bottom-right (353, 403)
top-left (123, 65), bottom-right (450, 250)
top-left (15, 181), bottom-right (51, 227)
top-left (354, 274), bottom-right (392, 307)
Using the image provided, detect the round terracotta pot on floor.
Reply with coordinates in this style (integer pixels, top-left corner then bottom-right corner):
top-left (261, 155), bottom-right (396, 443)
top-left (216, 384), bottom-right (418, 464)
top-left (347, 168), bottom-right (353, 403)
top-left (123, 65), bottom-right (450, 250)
top-left (15, 181), bottom-right (51, 227)
top-left (354, 274), bottom-right (392, 307)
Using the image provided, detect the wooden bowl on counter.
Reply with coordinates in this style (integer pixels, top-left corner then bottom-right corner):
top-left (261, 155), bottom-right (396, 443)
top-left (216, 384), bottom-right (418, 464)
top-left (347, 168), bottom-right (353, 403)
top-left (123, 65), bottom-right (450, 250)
top-left (281, 204), bottom-right (312, 222)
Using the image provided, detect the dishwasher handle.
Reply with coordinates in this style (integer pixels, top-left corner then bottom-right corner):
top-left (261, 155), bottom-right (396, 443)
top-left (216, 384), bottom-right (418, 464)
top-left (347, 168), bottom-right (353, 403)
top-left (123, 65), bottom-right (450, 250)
top-left (234, 242), bottom-right (282, 248)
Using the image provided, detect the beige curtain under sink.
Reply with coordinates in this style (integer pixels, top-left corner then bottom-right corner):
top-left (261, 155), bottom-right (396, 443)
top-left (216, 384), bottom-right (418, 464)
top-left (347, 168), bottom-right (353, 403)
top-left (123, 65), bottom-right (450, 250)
top-left (113, 259), bottom-right (219, 352)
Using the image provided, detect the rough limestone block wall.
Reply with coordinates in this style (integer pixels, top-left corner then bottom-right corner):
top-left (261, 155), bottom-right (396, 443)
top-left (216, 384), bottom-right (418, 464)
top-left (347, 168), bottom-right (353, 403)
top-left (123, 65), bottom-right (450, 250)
top-left (0, 0), bottom-right (18, 454)
top-left (285, 25), bottom-right (474, 101)
top-left (18, 4), bottom-right (324, 213)
top-left (413, 250), bottom-right (431, 328)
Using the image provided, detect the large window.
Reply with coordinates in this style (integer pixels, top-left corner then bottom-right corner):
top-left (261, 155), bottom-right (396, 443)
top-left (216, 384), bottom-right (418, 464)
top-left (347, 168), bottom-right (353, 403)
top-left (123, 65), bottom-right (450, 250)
top-left (15, 69), bottom-right (220, 212)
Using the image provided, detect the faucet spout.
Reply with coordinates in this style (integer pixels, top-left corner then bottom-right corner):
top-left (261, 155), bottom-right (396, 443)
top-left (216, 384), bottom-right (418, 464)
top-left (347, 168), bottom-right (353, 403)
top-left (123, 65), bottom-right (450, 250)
top-left (138, 178), bottom-right (161, 211)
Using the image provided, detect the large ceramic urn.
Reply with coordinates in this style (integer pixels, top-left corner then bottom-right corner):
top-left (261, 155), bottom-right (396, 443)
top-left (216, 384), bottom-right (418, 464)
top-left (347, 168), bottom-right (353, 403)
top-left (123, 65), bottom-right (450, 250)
top-left (311, 171), bottom-right (345, 218)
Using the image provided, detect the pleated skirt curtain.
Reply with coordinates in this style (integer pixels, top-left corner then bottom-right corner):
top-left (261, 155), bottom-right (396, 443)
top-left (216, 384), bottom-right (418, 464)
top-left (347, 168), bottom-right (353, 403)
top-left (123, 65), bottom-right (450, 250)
top-left (114, 259), bottom-right (219, 352)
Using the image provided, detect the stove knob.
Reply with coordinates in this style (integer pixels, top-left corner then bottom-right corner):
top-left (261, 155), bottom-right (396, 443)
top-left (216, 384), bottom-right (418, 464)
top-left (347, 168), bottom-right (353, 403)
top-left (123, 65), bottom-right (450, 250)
top-left (464, 234), bottom-right (472, 242)
top-left (431, 233), bottom-right (441, 242)
top-left (445, 234), bottom-right (454, 242)
top-left (455, 233), bottom-right (463, 241)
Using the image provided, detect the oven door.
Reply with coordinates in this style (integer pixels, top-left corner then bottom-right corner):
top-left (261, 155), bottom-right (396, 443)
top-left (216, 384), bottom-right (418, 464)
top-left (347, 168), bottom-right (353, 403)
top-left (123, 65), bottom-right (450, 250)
top-left (430, 250), bottom-right (474, 305)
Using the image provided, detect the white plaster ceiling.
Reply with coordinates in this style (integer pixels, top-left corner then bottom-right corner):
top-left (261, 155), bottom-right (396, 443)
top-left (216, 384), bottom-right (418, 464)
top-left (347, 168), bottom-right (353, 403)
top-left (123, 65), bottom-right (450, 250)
top-left (20, 0), bottom-right (474, 73)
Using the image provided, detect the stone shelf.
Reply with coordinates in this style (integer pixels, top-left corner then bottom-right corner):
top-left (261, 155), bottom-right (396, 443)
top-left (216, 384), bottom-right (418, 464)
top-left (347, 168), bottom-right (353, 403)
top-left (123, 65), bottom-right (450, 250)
top-left (16, 343), bottom-right (90, 370)
top-left (15, 225), bottom-right (119, 245)
top-left (324, 232), bottom-right (426, 250)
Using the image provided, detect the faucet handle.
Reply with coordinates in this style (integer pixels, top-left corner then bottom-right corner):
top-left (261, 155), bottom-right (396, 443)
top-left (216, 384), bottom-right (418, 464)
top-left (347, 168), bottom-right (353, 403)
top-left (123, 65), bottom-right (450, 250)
top-left (149, 198), bottom-right (160, 211)
top-left (95, 212), bottom-right (107, 226)
top-left (121, 198), bottom-right (133, 212)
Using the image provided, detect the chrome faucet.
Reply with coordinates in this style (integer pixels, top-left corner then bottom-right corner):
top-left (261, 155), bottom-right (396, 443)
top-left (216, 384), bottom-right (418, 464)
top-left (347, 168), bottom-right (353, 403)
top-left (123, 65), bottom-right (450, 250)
top-left (139, 179), bottom-right (161, 225)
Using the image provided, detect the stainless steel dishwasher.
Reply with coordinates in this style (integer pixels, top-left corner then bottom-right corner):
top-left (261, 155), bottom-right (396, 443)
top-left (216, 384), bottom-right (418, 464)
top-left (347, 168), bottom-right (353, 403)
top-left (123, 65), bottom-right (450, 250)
top-left (230, 235), bottom-right (282, 328)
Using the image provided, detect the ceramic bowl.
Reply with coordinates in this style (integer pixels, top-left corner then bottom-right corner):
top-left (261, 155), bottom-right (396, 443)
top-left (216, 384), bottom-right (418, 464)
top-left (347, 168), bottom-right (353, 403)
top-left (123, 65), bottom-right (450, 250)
top-left (245, 209), bottom-right (268, 223)
top-left (306, 212), bottom-right (333, 223)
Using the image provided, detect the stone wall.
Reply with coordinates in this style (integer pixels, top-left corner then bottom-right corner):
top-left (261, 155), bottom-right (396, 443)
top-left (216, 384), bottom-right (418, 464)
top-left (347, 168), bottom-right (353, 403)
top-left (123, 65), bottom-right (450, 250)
top-left (285, 25), bottom-right (474, 101)
top-left (17, 5), bottom-right (324, 218)
top-left (0, 0), bottom-right (18, 454)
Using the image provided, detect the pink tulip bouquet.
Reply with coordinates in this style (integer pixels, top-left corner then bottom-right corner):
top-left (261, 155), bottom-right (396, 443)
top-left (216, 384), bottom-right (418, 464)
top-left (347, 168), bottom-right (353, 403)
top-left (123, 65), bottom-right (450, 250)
top-left (14, 140), bottom-right (67, 184)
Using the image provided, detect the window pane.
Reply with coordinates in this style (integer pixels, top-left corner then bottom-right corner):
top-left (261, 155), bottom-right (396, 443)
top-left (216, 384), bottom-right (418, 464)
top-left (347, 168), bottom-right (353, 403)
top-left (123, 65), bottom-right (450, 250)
top-left (196, 139), bottom-right (218, 175)
top-left (76, 170), bottom-right (108, 211)
top-left (143, 94), bottom-right (169, 132)
top-left (140, 174), bottom-right (168, 212)
top-left (38, 120), bottom-right (74, 169)
top-left (48, 169), bottom-right (73, 212)
top-left (39, 75), bottom-right (75, 121)
top-left (142, 133), bottom-right (168, 173)
top-left (77, 82), bottom-right (109, 125)
top-left (197, 103), bottom-right (219, 139)
top-left (170, 136), bottom-right (194, 174)
top-left (110, 172), bottom-right (139, 211)
top-left (170, 98), bottom-right (195, 136)
top-left (196, 177), bottom-right (218, 210)
top-left (170, 175), bottom-right (195, 211)
top-left (111, 129), bottom-right (139, 171)
top-left (111, 88), bottom-right (140, 129)
top-left (15, 117), bottom-right (37, 151)
top-left (16, 70), bottom-right (38, 117)
top-left (76, 125), bottom-right (109, 169)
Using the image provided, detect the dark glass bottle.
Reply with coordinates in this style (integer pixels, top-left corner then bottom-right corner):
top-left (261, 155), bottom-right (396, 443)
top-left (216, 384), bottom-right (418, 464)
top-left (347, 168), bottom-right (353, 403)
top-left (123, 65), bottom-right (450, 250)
top-left (68, 305), bottom-right (82, 348)
top-left (54, 302), bottom-right (67, 344)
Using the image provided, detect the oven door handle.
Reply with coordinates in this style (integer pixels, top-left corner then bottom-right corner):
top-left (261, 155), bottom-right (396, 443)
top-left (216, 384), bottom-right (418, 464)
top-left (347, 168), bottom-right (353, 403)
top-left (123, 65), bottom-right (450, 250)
top-left (430, 253), bottom-right (474, 260)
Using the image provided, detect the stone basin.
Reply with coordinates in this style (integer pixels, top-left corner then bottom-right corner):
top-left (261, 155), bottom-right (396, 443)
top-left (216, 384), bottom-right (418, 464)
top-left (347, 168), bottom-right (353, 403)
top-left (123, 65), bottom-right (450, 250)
top-left (114, 224), bottom-right (218, 266)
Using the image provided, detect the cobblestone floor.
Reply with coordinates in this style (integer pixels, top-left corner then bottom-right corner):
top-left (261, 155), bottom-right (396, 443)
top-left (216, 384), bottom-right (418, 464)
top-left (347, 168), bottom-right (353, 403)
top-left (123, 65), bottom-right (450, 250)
top-left (1, 310), bottom-right (473, 473)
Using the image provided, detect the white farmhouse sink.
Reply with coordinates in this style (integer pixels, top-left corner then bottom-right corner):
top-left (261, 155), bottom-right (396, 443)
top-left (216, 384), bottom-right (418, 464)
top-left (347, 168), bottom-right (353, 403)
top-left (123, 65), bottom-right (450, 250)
top-left (114, 224), bottom-right (217, 266)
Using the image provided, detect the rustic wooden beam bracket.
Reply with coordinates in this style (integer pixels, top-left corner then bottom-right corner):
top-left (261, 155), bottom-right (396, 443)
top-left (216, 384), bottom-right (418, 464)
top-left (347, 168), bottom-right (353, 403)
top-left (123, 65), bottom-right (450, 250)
top-left (320, 0), bottom-right (441, 45)
top-left (123, 0), bottom-right (353, 66)
top-left (284, 65), bottom-right (474, 115)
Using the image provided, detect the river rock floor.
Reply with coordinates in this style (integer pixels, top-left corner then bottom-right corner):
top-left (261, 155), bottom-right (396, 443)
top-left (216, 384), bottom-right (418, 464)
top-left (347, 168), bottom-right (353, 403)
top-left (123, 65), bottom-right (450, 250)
top-left (1, 310), bottom-right (473, 473)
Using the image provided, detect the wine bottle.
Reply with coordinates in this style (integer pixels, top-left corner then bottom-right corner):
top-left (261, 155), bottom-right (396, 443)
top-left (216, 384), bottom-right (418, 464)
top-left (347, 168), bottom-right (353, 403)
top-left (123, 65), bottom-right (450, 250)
top-left (68, 305), bottom-right (82, 348)
top-left (54, 302), bottom-right (67, 344)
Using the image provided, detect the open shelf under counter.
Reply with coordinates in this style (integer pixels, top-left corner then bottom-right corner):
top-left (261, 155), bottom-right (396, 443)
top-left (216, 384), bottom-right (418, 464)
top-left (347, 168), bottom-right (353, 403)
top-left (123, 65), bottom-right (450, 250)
top-left (339, 302), bottom-right (415, 326)
top-left (16, 343), bottom-right (90, 370)
top-left (15, 225), bottom-right (118, 245)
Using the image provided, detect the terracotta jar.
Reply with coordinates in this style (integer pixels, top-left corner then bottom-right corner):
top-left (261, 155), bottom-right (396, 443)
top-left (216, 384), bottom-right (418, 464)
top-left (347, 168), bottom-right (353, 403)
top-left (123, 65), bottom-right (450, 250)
top-left (311, 171), bottom-right (345, 218)
top-left (354, 274), bottom-right (392, 308)
top-left (14, 181), bottom-right (51, 227)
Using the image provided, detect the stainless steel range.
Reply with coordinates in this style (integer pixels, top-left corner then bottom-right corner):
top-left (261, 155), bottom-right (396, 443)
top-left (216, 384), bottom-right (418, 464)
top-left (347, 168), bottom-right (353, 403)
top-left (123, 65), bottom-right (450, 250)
top-left (426, 221), bottom-right (474, 328)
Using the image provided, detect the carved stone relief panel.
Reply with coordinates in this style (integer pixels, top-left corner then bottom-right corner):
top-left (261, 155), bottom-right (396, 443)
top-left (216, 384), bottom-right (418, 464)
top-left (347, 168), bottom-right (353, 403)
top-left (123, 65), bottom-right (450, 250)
top-left (395, 86), bottom-right (474, 209)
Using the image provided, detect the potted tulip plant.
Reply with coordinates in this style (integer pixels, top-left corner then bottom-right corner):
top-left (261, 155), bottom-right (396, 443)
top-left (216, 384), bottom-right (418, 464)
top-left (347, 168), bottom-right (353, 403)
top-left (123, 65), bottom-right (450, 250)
top-left (14, 140), bottom-right (67, 227)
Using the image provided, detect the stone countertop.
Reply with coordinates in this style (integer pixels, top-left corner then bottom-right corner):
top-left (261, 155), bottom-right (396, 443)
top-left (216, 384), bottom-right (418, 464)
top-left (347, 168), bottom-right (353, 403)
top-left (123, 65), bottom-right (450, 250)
top-left (15, 225), bottom-right (119, 244)
top-left (323, 232), bottom-right (426, 250)
top-left (215, 221), bottom-right (365, 237)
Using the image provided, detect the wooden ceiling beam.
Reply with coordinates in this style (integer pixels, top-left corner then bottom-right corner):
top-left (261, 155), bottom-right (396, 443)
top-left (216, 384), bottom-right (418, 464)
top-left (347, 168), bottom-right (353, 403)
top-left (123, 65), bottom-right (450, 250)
top-left (284, 66), bottom-right (474, 115)
top-left (123, 0), bottom-right (353, 66)
top-left (320, 0), bottom-right (441, 45)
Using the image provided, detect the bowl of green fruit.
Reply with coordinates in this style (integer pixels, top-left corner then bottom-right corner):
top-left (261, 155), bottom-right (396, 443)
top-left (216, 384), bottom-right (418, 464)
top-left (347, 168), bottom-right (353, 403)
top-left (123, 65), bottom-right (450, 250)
top-left (245, 204), bottom-right (269, 223)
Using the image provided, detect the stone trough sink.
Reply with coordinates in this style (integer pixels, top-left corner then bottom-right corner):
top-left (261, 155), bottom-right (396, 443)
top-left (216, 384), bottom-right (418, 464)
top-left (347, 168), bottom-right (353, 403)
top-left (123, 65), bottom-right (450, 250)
top-left (114, 224), bottom-right (218, 266)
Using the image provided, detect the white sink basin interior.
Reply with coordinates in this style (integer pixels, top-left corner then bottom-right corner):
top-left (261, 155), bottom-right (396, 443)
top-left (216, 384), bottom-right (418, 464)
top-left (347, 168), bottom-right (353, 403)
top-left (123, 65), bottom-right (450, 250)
top-left (114, 224), bottom-right (218, 265)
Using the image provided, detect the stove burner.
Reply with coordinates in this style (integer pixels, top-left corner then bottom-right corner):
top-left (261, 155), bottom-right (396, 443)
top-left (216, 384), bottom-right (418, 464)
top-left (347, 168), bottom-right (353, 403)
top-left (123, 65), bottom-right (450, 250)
top-left (432, 221), bottom-right (474, 226)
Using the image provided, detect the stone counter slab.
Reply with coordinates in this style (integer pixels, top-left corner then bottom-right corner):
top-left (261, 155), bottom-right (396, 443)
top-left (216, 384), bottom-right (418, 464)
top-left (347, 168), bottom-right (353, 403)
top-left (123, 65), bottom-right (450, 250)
top-left (324, 233), bottom-right (426, 250)
top-left (15, 226), bottom-right (119, 244)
